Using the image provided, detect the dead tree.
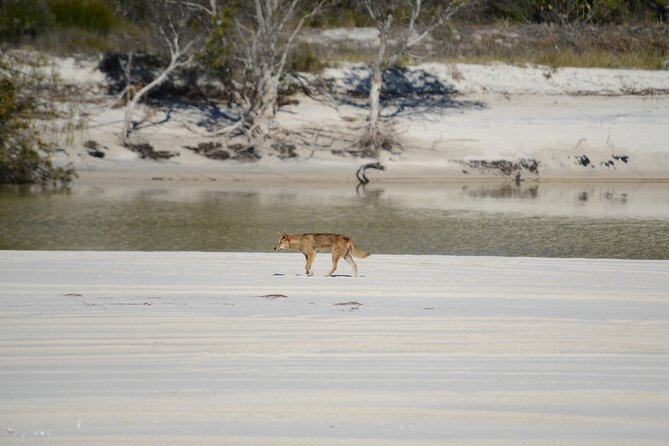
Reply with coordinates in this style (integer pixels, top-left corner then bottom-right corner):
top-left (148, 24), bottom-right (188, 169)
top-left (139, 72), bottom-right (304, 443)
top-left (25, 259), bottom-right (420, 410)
top-left (362, 0), bottom-right (468, 153)
top-left (120, 1), bottom-right (201, 146)
top-left (230, 0), bottom-right (327, 145)
top-left (170, 0), bottom-right (326, 148)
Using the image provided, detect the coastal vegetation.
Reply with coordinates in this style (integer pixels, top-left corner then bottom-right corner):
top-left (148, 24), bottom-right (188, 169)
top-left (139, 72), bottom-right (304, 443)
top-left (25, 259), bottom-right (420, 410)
top-left (0, 51), bottom-right (76, 184)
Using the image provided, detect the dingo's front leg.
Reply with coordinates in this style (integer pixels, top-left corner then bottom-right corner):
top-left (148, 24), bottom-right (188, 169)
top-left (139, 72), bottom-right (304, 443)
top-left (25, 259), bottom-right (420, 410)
top-left (305, 252), bottom-right (316, 276)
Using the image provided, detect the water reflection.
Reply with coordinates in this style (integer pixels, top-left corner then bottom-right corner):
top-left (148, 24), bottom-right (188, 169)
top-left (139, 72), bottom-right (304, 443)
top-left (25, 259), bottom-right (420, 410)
top-left (578, 189), bottom-right (628, 205)
top-left (464, 183), bottom-right (539, 199)
top-left (1, 181), bottom-right (667, 258)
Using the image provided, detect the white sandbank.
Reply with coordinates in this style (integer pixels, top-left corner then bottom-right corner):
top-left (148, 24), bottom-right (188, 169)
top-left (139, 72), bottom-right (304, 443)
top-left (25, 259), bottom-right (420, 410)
top-left (2, 251), bottom-right (668, 444)
top-left (48, 56), bottom-right (669, 183)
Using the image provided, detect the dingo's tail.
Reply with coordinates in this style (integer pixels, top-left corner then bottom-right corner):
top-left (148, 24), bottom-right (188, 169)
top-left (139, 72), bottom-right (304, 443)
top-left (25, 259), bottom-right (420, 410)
top-left (350, 240), bottom-right (369, 258)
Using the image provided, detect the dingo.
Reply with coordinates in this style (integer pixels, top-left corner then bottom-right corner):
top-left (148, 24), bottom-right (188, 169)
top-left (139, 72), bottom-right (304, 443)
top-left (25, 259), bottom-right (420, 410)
top-left (274, 233), bottom-right (369, 277)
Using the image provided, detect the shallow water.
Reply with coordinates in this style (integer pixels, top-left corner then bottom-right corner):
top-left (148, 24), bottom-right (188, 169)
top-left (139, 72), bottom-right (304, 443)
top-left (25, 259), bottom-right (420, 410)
top-left (1, 181), bottom-right (668, 259)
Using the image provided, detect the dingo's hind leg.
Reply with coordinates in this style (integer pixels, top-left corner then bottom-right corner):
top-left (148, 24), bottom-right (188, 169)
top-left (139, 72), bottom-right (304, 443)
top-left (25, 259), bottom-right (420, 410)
top-left (326, 250), bottom-right (342, 277)
top-left (344, 253), bottom-right (358, 277)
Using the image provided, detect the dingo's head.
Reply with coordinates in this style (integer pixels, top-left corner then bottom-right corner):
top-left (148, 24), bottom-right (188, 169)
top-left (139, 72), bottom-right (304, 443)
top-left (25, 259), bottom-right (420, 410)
top-left (274, 233), bottom-right (290, 251)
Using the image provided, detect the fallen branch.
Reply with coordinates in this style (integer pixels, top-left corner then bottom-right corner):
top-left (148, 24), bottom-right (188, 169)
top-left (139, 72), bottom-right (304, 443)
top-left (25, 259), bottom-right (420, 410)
top-left (356, 162), bottom-right (386, 185)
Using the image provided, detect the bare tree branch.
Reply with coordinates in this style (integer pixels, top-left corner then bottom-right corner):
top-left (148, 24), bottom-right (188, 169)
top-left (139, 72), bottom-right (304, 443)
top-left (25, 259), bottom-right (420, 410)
top-left (276, 0), bottom-right (326, 75)
top-left (225, 0), bottom-right (328, 145)
top-left (121, 1), bottom-right (203, 145)
top-left (166, 0), bottom-right (216, 16)
top-left (362, 0), bottom-right (470, 155)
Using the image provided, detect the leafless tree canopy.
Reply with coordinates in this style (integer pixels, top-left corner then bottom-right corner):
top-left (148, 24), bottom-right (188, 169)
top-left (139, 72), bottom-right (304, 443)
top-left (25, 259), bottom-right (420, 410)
top-left (120, 0), bottom-right (203, 145)
top-left (227, 0), bottom-right (326, 142)
top-left (361, 0), bottom-right (470, 154)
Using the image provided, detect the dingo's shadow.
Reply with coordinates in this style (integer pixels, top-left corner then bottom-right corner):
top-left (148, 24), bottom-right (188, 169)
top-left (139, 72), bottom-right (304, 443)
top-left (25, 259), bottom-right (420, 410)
top-left (272, 273), bottom-right (361, 278)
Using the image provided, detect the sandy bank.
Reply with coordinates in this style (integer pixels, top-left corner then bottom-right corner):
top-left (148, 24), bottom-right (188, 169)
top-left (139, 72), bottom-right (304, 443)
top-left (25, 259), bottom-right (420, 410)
top-left (2, 251), bottom-right (668, 444)
top-left (67, 92), bottom-right (669, 183)
top-left (46, 56), bottom-right (669, 183)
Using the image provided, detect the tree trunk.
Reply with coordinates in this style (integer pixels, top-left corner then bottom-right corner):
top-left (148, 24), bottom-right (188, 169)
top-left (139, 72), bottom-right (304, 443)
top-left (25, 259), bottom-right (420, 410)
top-left (368, 64), bottom-right (382, 129)
top-left (366, 18), bottom-right (389, 152)
top-left (122, 99), bottom-right (136, 146)
top-left (368, 18), bottom-right (388, 127)
top-left (248, 72), bottom-right (278, 140)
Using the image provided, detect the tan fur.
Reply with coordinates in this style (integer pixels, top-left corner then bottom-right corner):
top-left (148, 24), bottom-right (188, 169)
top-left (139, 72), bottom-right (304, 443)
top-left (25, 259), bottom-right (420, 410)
top-left (274, 233), bottom-right (369, 277)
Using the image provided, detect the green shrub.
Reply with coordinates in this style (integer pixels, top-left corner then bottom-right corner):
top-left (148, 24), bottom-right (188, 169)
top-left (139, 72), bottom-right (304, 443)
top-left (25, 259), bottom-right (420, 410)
top-left (309, 6), bottom-right (373, 28)
top-left (1, 0), bottom-right (119, 44)
top-left (0, 54), bottom-right (75, 185)
top-left (592, 0), bottom-right (629, 22)
top-left (46, 0), bottom-right (117, 33)
top-left (198, 7), bottom-right (235, 70)
top-left (287, 44), bottom-right (324, 73)
top-left (474, 0), bottom-right (536, 23)
top-left (0, 0), bottom-right (52, 42)
top-left (469, 0), bottom-right (668, 24)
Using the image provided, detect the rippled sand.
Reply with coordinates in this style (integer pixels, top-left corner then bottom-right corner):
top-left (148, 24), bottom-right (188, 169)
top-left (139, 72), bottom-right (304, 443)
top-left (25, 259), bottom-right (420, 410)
top-left (1, 251), bottom-right (668, 444)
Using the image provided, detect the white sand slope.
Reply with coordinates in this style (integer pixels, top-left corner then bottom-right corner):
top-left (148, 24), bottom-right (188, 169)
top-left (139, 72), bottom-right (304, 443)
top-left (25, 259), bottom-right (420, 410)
top-left (46, 55), bottom-right (669, 182)
top-left (2, 251), bottom-right (668, 445)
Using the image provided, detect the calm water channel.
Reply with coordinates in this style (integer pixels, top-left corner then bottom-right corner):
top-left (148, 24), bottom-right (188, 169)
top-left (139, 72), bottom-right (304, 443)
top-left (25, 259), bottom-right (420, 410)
top-left (1, 181), bottom-right (668, 259)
